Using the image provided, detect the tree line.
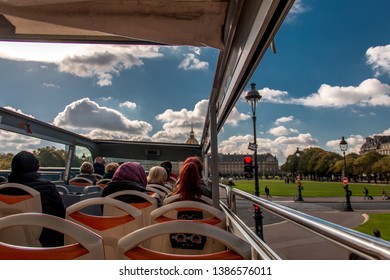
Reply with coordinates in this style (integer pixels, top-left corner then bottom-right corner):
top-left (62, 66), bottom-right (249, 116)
top-left (0, 146), bottom-right (84, 170)
top-left (280, 147), bottom-right (390, 183)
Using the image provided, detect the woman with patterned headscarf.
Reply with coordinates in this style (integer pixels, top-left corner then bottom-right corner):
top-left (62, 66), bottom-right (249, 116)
top-left (101, 162), bottom-right (150, 203)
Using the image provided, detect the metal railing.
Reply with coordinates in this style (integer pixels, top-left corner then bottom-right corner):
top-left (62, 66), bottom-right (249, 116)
top-left (220, 183), bottom-right (390, 260)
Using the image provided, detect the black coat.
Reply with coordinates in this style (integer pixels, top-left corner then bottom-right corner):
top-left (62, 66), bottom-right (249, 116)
top-left (2, 172), bottom-right (66, 247)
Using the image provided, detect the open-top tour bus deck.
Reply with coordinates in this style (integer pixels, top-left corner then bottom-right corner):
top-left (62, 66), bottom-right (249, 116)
top-left (0, 0), bottom-right (390, 260)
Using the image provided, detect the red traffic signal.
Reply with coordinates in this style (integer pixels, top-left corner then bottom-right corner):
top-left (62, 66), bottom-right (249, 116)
top-left (244, 156), bottom-right (253, 174)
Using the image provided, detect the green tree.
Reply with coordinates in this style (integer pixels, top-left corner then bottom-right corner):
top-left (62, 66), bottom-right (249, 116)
top-left (33, 146), bottom-right (66, 167)
top-left (314, 152), bottom-right (342, 180)
top-left (372, 156), bottom-right (390, 182)
top-left (353, 151), bottom-right (383, 183)
top-left (0, 153), bottom-right (14, 169)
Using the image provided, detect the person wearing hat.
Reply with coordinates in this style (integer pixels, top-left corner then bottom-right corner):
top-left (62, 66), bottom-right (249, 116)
top-left (0, 151), bottom-right (66, 247)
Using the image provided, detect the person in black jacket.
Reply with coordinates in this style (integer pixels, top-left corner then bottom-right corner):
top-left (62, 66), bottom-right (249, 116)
top-left (0, 151), bottom-right (66, 247)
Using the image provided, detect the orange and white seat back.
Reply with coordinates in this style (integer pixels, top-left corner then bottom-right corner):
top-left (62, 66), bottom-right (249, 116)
top-left (118, 221), bottom-right (251, 260)
top-left (145, 185), bottom-right (166, 199)
top-left (105, 190), bottom-right (157, 227)
top-left (69, 177), bottom-right (93, 187)
top-left (0, 183), bottom-right (42, 246)
top-left (148, 201), bottom-right (226, 255)
top-left (163, 194), bottom-right (213, 206)
top-left (146, 184), bottom-right (171, 195)
top-left (0, 213), bottom-right (104, 260)
top-left (96, 178), bottom-right (111, 188)
top-left (66, 197), bottom-right (142, 259)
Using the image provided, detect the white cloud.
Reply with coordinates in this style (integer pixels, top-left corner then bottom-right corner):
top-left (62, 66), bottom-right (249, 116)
top-left (285, 0), bottom-right (308, 23)
top-left (153, 100), bottom-right (208, 142)
top-left (366, 44), bottom-right (390, 77)
top-left (153, 99), bottom-right (249, 143)
top-left (178, 53), bottom-right (209, 70)
top-left (100, 96), bottom-right (113, 102)
top-left (326, 135), bottom-right (365, 154)
top-left (219, 135), bottom-right (254, 154)
top-left (275, 116), bottom-right (294, 125)
top-left (3, 106), bottom-right (35, 118)
top-left (83, 129), bottom-right (152, 141)
top-left (293, 78), bottom-right (390, 107)
top-left (119, 101), bottom-right (137, 110)
top-left (43, 83), bottom-right (60, 89)
top-left (258, 87), bottom-right (289, 103)
top-left (218, 132), bottom-right (318, 164)
top-left (381, 128), bottom-right (390, 135)
top-left (0, 130), bottom-right (41, 154)
top-left (268, 126), bottom-right (299, 136)
top-left (0, 42), bottom-right (163, 87)
top-left (225, 107), bottom-right (250, 126)
top-left (53, 98), bottom-right (152, 137)
top-left (58, 45), bottom-right (162, 87)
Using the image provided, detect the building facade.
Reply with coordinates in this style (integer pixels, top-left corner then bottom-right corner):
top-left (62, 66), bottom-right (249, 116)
top-left (360, 135), bottom-right (390, 156)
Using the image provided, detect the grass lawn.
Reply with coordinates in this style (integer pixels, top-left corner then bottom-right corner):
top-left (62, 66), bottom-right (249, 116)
top-left (232, 179), bottom-right (388, 197)
top-left (354, 213), bottom-right (390, 242)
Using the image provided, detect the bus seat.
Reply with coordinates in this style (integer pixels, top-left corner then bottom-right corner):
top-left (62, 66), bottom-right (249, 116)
top-left (59, 185), bottom-right (102, 212)
top-left (96, 178), bottom-right (111, 187)
top-left (117, 221), bottom-right (251, 260)
top-left (163, 183), bottom-right (173, 191)
top-left (163, 194), bottom-right (213, 206)
top-left (146, 184), bottom-right (171, 195)
top-left (69, 177), bottom-right (93, 187)
top-left (66, 197), bottom-right (142, 260)
top-left (105, 190), bottom-right (157, 227)
top-left (146, 185), bottom-right (166, 199)
top-left (0, 183), bottom-right (42, 246)
top-left (93, 173), bottom-right (103, 180)
top-left (147, 201), bottom-right (226, 254)
top-left (0, 213), bottom-right (104, 260)
top-left (55, 185), bottom-right (69, 195)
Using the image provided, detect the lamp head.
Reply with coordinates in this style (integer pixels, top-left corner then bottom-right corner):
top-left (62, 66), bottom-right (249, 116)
top-left (245, 83), bottom-right (262, 104)
top-left (339, 136), bottom-right (348, 152)
top-left (295, 147), bottom-right (301, 157)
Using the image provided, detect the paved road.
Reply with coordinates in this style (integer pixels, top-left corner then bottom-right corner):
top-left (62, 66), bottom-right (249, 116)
top-left (228, 196), bottom-right (390, 259)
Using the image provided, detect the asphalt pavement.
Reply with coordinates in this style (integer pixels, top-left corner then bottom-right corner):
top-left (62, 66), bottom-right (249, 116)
top-left (230, 195), bottom-right (390, 260)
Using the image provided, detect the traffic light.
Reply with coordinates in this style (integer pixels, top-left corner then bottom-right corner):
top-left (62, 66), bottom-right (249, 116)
top-left (244, 156), bottom-right (253, 178)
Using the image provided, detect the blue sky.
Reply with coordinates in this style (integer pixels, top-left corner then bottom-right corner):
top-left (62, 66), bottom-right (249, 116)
top-left (1, 0), bottom-right (390, 164)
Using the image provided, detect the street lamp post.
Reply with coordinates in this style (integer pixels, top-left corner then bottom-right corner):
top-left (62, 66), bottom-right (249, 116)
top-left (340, 136), bottom-right (353, 211)
top-left (245, 83), bottom-right (264, 240)
top-left (295, 147), bottom-right (303, 201)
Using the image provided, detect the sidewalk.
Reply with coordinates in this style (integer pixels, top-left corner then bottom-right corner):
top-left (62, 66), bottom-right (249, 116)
top-left (261, 197), bottom-right (389, 259)
top-left (263, 210), bottom-right (365, 260)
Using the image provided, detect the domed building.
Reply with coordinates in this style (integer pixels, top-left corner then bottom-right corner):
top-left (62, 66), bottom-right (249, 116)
top-left (185, 124), bottom-right (199, 145)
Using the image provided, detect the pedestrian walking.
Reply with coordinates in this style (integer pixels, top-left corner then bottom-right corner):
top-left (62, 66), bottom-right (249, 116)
top-left (264, 185), bottom-right (271, 198)
top-left (363, 187), bottom-right (373, 200)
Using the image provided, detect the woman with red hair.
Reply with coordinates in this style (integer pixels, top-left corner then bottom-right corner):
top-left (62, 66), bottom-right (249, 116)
top-left (182, 156), bottom-right (212, 198)
top-left (171, 161), bottom-right (202, 200)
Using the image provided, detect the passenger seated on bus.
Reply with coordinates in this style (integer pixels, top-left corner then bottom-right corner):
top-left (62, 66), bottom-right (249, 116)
top-left (160, 161), bottom-right (177, 186)
top-left (168, 162), bottom-right (203, 202)
top-left (0, 151), bottom-right (66, 247)
top-left (103, 162), bottom-right (119, 179)
top-left (102, 162), bottom-right (156, 203)
top-left (76, 162), bottom-right (97, 184)
top-left (93, 156), bottom-right (105, 176)
top-left (147, 166), bottom-right (169, 194)
top-left (182, 156), bottom-right (212, 198)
